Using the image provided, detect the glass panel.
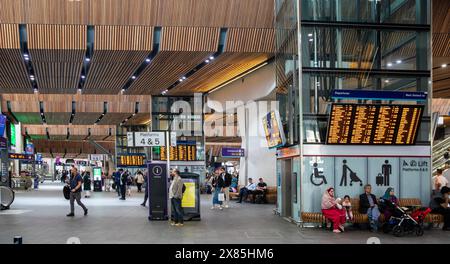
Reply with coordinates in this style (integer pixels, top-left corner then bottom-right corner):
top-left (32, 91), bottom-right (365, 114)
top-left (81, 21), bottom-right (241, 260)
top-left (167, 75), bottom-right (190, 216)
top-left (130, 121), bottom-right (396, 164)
top-left (302, 27), bottom-right (426, 71)
top-left (301, 0), bottom-right (429, 25)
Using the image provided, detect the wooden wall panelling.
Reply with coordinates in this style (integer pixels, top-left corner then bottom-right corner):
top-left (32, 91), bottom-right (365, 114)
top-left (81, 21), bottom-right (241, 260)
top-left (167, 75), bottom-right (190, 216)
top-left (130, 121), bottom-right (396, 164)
top-left (27, 24), bottom-right (86, 94)
top-left (0, 24), bottom-right (34, 93)
top-left (83, 25), bottom-right (153, 94)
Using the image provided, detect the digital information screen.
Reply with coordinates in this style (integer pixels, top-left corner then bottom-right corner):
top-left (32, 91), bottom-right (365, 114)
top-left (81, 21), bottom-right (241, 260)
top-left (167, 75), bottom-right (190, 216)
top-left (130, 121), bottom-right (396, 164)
top-left (117, 154), bottom-right (146, 167)
top-left (262, 110), bottom-right (286, 149)
top-left (327, 103), bottom-right (423, 145)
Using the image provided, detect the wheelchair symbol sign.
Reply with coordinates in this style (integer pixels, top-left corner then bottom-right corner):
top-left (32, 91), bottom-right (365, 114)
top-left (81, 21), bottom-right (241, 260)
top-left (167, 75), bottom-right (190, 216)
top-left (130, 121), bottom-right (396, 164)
top-left (310, 163), bottom-right (327, 186)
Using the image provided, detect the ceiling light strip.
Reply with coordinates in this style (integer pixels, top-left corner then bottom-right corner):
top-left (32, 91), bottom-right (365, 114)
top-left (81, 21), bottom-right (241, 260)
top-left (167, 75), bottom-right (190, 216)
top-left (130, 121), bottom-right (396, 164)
top-left (121, 27), bottom-right (162, 93)
top-left (163, 28), bottom-right (228, 95)
top-left (19, 24), bottom-right (38, 93)
top-left (78, 25), bottom-right (95, 93)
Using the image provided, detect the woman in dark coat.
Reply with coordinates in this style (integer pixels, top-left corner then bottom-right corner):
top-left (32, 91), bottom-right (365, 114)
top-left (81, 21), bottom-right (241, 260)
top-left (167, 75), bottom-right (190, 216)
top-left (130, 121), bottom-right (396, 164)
top-left (83, 171), bottom-right (92, 198)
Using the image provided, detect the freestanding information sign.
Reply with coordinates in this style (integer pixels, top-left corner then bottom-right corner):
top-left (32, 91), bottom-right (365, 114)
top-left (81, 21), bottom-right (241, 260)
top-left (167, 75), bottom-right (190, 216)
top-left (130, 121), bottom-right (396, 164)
top-left (148, 161), bottom-right (168, 220)
top-left (178, 172), bottom-right (201, 221)
top-left (93, 167), bottom-right (102, 192)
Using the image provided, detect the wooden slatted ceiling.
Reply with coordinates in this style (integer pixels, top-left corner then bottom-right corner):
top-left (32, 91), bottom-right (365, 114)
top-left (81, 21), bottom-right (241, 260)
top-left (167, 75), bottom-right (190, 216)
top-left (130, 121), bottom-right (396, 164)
top-left (126, 27), bottom-right (220, 95)
top-left (225, 28), bottom-right (275, 53)
top-left (27, 24), bottom-right (86, 94)
top-left (0, 24), bottom-right (33, 93)
top-left (433, 34), bottom-right (450, 57)
top-left (98, 113), bottom-right (132, 125)
top-left (0, 0), bottom-right (274, 28)
top-left (170, 53), bottom-right (271, 95)
top-left (123, 113), bottom-right (150, 126)
top-left (433, 0), bottom-right (450, 34)
top-left (32, 140), bottom-right (115, 155)
top-left (83, 26), bottom-right (153, 94)
top-left (23, 124), bottom-right (115, 137)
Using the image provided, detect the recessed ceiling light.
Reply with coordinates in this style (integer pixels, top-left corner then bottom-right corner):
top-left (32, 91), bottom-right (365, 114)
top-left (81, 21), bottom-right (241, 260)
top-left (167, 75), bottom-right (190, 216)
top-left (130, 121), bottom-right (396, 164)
top-left (385, 80), bottom-right (390, 83)
top-left (81, 75), bottom-right (85, 79)
top-left (396, 60), bottom-right (402, 64)
top-left (442, 64), bottom-right (448, 68)
top-left (145, 58), bottom-right (151, 63)
top-left (309, 38), bottom-right (313, 42)
top-left (387, 63), bottom-right (393, 67)
top-left (209, 56), bottom-right (214, 60)
top-left (131, 76), bottom-right (136, 79)
top-left (308, 33), bottom-right (313, 37)
top-left (182, 76), bottom-right (186, 80)
top-left (205, 59), bottom-right (210, 63)
top-left (179, 78), bottom-right (183, 82)
top-left (85, 58), bottom-right (90, 62)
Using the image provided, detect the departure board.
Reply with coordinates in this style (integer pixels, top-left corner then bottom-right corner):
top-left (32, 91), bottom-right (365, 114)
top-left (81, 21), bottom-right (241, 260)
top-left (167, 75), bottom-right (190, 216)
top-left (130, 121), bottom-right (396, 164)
top-left (157, 145), bottom-right (197, 161)
top-left (326, 103), bottom-right (423, 145)
top-left (117, 154), bottom-right (146, 167)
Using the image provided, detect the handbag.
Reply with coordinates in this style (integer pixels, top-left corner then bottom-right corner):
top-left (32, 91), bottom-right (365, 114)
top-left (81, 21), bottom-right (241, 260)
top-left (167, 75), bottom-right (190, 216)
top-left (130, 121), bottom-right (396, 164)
top-left (218, 192), bottom-right (225, 202)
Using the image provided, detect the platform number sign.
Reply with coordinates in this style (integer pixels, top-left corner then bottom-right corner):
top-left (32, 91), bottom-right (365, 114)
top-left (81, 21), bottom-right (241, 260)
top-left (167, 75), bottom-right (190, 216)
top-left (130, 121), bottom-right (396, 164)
top-left (133, 132), bottom-right (166, 147)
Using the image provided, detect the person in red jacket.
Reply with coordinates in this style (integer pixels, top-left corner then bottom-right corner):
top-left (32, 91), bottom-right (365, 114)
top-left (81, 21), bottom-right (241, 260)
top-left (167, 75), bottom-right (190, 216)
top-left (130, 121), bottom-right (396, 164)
top-left (321, 187), bottom-right (346, 233)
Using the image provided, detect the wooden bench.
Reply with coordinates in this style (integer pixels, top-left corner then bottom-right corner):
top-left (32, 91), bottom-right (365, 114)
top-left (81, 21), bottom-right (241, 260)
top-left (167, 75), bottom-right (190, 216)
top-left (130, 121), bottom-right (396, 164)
top-left (301, 198), bottom-right (444, 227)
top-left (229, 186), bottom-right (277, 204)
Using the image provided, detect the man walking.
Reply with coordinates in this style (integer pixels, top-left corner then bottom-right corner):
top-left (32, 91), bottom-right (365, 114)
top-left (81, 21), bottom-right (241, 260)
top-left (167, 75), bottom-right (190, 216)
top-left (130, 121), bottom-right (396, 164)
top-left (141, 171), bottom-right (149, 207)
top-left (169, 169), bottom-right (184, 226)
top-left (119, 169), bottom-right (127, 200)
top-left (220, 166), bottom-right (232, 208)
top-left (67, 167), bottom-right (88, 217)
top-left (113, 170), bottom-right (121, 197)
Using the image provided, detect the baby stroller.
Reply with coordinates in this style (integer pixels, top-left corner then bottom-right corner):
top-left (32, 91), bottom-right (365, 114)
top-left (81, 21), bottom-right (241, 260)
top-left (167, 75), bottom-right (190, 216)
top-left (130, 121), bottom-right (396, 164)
top-left (349, 172), bottom-right (363, 186)
top-left (381, 199), bottom-right (431, 237)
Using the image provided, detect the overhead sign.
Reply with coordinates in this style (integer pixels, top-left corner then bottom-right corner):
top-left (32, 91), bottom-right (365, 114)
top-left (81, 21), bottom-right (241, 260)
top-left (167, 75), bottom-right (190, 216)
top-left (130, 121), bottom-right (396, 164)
top-left (170, 132), bottom-right (177, 147)
top-left (76, 160), bottom-right (88, 166)
top-left (221, 147), bottom-right (245, 158)
top-left (0, 115), bottom-right (6, 137)
top-left (0, 137), bottom-right (7, 149)
top-left (327, 103), bottom-right (424, 145)
top-left (10, 123), bottom-right (16, 146)
top-left (331, 89), bottom-right (428, 101)
top-left (8, 153), bottom-right (34, 161)
top-left (134, 132), bottom-right (165, 147)
top-left (89, 154), bottom-right (104, 161)
top-left (25, 143), bottom-right (34, 154)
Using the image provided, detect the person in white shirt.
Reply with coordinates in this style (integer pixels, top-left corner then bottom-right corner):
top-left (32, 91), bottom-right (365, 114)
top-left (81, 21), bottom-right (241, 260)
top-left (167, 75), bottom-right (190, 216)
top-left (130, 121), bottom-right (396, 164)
top-left (236, 178), bottom-right (257, 203)
top-left (433, 169), bottom-right (449, 194)
top-left (443, 164), bottom-right (450, 185)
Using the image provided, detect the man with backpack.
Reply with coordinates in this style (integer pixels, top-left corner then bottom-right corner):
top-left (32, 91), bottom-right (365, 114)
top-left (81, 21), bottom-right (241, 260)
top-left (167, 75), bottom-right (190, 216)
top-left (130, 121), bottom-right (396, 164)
top-left (169, 169), bottom-right (185, 226)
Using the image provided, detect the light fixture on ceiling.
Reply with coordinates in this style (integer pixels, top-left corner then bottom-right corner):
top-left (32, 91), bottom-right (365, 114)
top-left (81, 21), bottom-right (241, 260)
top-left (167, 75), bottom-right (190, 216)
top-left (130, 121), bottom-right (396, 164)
top-left (205, 59), bottom-right (210, 63)
top-left (81, 75), bottom-right (85, 79)
top-left (308, 33), bottom-right (313, 37)
top-left (85, 58), bottom-right (90, 62)
top-left (131, 76), bottom-right (136, 80)
top-left (385, 80), bottom-right (390, 83)
top-left (309, 38), bottom-right (313, 42)
top-left (442, 64), bottom-right (448, 68)
top-left (387, 62), bottom-right (393, 67)
top-left (179, 78), bottom-right (184, 82)
top-left (209, 56), bottom-right (214, 60)
top-left (396, 60), bottom-right (402, 64)
top-left (145, 58), bottom-right (151, 63)
top-left (121, 89), bottom-right (125, 94)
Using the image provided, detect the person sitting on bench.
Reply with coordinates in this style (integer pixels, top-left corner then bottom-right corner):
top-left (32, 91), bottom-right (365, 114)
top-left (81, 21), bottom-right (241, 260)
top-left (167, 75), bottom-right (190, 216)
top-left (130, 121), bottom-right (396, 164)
top-left (236, 178), bottom-right (257, 203)
top-left (252, 178), bottom-right (268, 203)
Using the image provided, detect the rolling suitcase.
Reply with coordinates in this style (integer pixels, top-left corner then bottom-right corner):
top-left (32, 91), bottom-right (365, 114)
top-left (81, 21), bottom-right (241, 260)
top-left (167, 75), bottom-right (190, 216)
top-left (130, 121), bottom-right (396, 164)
top-left (376, 173), bottom-right (384, 186)
top-left (63, 185), bottom-right (70, 200)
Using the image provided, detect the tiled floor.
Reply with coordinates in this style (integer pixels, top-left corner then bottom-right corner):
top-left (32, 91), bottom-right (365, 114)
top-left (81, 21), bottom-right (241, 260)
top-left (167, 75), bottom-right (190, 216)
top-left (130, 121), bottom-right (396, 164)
top-left (1, 182), bottom-right (449, 244)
